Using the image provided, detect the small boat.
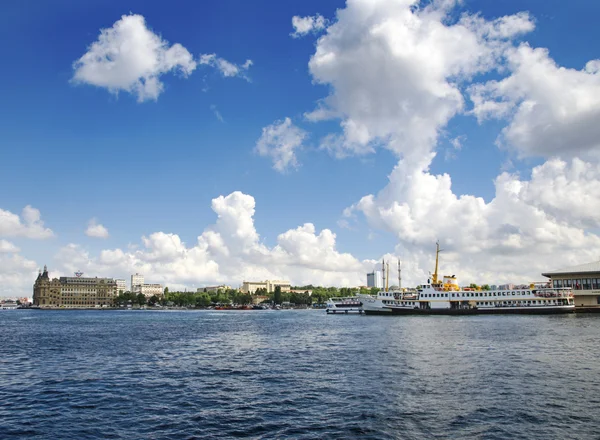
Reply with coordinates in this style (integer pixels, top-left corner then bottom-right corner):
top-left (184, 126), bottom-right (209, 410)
top-left (326, 296), bottom-right (364, 314)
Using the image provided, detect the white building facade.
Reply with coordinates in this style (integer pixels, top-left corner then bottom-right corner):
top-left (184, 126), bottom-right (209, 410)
top-left (140, 284), bottom-right (163, 298)
top-left (197, 285), bottom-right (233, 293)
top-left (131, 273), bottom-right (144, 292)
top-left (116, 279), bottom-right (127, 293)
top-left (241, 280), bottom-right (291, 294)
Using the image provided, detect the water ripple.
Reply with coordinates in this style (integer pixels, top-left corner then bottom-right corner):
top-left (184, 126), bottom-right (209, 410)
top-left (1, 311), bottom-right (599, 439)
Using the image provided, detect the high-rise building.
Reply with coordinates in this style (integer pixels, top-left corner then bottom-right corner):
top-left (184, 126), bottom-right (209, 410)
top-left (33, 266), bottom-right (117, 308)
top-left (131, 273), bottom-right (144, 292)
top-left (367, 271), bottom-right (383, 288)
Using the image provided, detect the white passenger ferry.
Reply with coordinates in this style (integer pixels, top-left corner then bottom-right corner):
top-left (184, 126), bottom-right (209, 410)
top-left (326, 296), bottom-right (364, 314)
top-left (360, 243), bottom-right (575, 316)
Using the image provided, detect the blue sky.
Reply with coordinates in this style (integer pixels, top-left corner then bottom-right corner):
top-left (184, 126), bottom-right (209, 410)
top-left (2, 0), bottom-right (600, 295)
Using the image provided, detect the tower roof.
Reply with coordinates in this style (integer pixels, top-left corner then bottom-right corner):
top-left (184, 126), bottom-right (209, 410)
top-left (542, 261), bottom-right (600, 278)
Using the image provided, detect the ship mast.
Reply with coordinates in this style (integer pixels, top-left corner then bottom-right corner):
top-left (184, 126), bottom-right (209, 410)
top-left (433, 241), bottom-right (441, 285)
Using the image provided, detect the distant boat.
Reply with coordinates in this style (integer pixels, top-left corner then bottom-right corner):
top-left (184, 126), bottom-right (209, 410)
top-left (0, 302), bottom-right (18, 310)
top-left (326, 296), bottom-right (364, 314)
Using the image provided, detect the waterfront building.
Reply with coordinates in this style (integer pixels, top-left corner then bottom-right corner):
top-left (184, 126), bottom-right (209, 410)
top-left (131, 273), bottom-right (144, 292)
top-left (289, 289), bottom-right (313, 296)
top-left (367, 270), bottom-right (383, 288)
top-left (33, 266), bottom-right (117, 308)
top-left (542, 261), bottom-right (600, 308)
top-left (241, 280), bottom-right (291, 294)
top-left (139, 284), bottom-right (163, 298)
top-left (197, 285), bottom-right (233, 293)
top-left (116, 279), bottom-right (127, 293)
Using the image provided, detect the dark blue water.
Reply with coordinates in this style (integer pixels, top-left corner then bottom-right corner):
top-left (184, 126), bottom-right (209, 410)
top-left (1, 310), bottom-right (599, 439)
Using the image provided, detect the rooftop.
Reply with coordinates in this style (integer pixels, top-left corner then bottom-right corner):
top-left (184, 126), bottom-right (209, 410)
top-left (542, 261), bottom-right (600, 277)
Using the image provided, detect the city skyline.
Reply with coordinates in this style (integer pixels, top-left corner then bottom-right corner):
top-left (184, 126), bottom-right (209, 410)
top-left (2, 0), bottom-right (600, 297)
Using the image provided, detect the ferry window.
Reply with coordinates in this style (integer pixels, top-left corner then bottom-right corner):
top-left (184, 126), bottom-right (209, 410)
top-left (445, 294), bottom-right (448, 297)
top-left (452, 293), bottom-right (455, 298)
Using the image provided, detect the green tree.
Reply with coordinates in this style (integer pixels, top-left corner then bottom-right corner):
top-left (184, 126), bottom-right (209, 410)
top-left (137, 293), bottom-right (147, 306)
top-left (148, 295), bottom-right (159, 306)
top-left (164, 287), bottom-right (169, 296)
top-left (196, 292), bottom-right (211, 307)
top-left (273, 285), bottom-right (282, 305)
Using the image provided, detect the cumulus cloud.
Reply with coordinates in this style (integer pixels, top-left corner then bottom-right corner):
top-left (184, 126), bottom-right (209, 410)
top-left (344, 154), bottom-right (600, 285)
top-left (199, 54), bottom-right (253, 80)
top-left (0, 240), bottom-right (19, 253)
top-left (469, 44), bottom-right (600, 158)
top-left (289, 0), bottom-right (600, 285)
top-left (255, 118), bottom-right (307, 172)
top-left (85, 219), bottom-right (109, 238)
top-left (0, 253), bottom-right (39, 297)
top-left (0, 206), bottom-right (54, 239)
top-left (48, 191), bottom-right (371, 291)
top-left (72, 14), bottom-right (196, 102)
top-left (291, 14), bottom-right (328, 38)
top-left (304, 0), bottom-right (534, 163)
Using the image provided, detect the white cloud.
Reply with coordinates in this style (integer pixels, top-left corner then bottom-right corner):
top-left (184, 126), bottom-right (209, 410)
top-left (72, 14), bottom-right (196, 102)
top-left (346, 154), bottom-right (600, 285)
top-left (291, 0), bottom-right (600, 286)
top-left (199, 54), bottom-right (253, 80)
top-left (0, 240), bottom-right (19, 253)
top-left (304, 0), bottom-right (533, 163)
top-left (255, 118), bottom-right (307, 172)
top-left (460, 11), bottom-right (535, 40)
top-left (85, 219), bottom-right (109, 238)
top-left (469, 44), bottom-right (600, 158)
top-left (291, 14), bottom-right (328, 38)
top-left (210, 104), bottom-right (224, 122)
top-left (49, 191), bottom-right (371, 290)
top-left (0, 253), bottom-right (38, 297)
top-left (0, 206), bottom-right (54, 239)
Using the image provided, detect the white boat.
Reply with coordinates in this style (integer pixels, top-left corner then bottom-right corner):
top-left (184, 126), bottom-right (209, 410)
top-left (326, 296), bottom-right (364, 314)
top-left (0, 302), bottom-right (19, 310)
top-left (360, 243), bottom-right (575, 316)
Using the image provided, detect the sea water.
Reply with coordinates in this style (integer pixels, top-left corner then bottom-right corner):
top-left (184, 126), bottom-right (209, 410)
top-left (1, 310), bottom-right (599, 439)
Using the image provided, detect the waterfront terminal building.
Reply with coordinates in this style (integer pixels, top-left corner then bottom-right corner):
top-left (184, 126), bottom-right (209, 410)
top-left (542, 261), bottom-right (600, 308)
top-left (33, 266), bottom-right (117, 308)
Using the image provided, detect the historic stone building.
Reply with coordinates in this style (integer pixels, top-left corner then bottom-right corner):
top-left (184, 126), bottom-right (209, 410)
top-left (33, 266), bottom-right (118, 308)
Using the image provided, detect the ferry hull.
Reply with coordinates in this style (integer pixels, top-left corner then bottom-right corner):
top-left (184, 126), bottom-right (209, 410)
top-left (476, 306), bottom-right (575, 315)
top-left (363, 307), bottom-right (477, 316)
top-left (363, 305), bottom-right (575, 316)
